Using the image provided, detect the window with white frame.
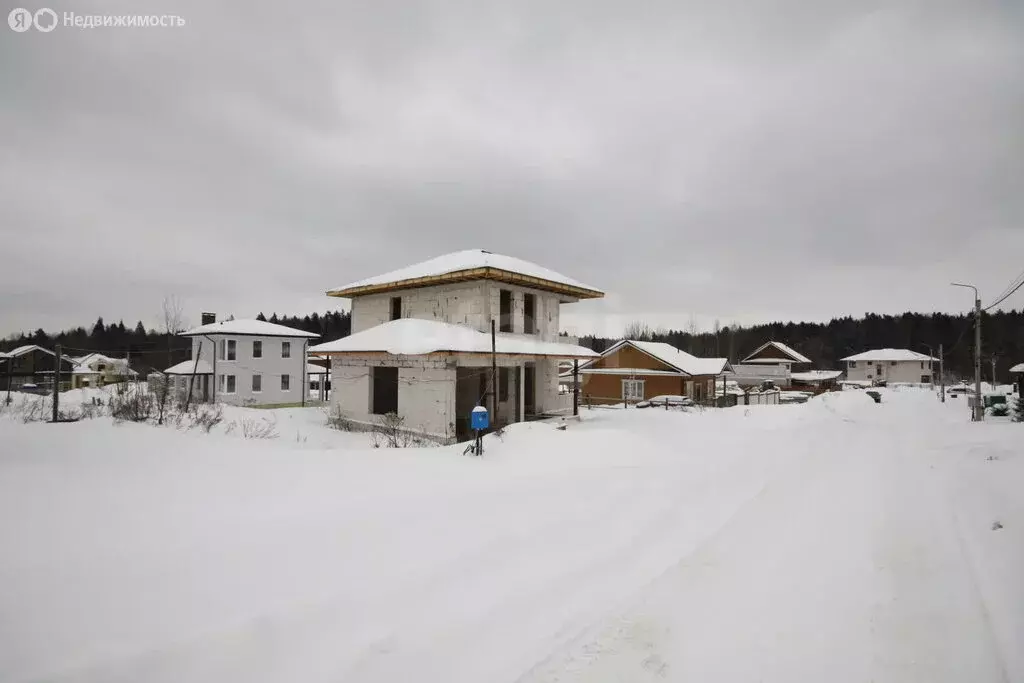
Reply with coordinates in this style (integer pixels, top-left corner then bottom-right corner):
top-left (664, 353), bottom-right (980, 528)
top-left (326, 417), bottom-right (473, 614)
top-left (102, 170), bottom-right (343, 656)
top-left (220, 339), bottom-right (236, 361)
top-left (622, 379), bottom-right (644, 402)
top-left (281, 341), bottom-right (291, 358)
top-left (252, 374), bottom-right (261, 392)
top-left (219, 374), bottom-right (236, 394)
top-left (281, 374), bottom-right (290, 391)
top-left (253, 340), bottom-right (262, 358)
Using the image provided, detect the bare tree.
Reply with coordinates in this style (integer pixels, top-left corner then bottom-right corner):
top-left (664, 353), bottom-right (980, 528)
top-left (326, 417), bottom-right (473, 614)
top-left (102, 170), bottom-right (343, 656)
top-left (158, 296), bottom-right (186, 426)
top-left (162, 295), bottom-right (186, 369)
top-left (713, 319), bottom-right (722, 356)
top-left (624, 320), bottom-right (655, 341)
top-left (686, 315), bottom-right (700, 353)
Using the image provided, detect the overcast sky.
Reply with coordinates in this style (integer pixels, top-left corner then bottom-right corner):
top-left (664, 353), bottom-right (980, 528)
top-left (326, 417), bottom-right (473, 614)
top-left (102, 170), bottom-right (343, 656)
top-left (2, 0), bottom-right (1022, 338)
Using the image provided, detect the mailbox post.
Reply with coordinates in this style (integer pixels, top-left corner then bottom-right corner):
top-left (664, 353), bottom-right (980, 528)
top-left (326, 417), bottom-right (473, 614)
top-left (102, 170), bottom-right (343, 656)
top-left (470, 405), bottom-right (489, 456)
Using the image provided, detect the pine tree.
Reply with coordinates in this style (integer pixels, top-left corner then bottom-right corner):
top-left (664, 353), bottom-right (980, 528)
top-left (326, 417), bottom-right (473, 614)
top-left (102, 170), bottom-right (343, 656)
top-left (1013, 394), bottom-right (1024, 423)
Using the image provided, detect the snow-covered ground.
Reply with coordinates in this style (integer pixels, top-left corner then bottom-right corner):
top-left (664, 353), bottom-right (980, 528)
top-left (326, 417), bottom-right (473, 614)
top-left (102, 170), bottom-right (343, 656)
top-left (1, 386), bottom-right (369, 449)
top-left (1, 389), bottom-right (1021, 682)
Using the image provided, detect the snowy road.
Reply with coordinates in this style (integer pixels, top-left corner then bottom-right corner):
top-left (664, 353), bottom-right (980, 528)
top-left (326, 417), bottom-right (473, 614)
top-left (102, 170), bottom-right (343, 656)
top-left (0, 389), bottom-right (1021, 682)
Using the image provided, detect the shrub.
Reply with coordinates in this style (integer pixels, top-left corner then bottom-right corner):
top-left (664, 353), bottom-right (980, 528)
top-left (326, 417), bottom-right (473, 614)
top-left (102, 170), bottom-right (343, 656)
top-left (22, 397), bottom-right (51, 423)
top-left (369, 412), bottom-right (425, 448)
top-left (240, 416), bottom-right (278, 439)
top-left (325, 404), bottom-right (353, 431)
top-left (991, 403), bottom-right (1009, 417)
top-left (187, 403), bottom-right (224, 433)
top-left (111, 391), bottom-right (155, 423)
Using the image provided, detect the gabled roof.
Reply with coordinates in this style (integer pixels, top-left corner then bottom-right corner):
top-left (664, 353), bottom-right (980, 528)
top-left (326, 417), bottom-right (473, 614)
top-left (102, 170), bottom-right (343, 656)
top-left (326, 249), bottom-right (604, 301)
top-left (7, 344), bottom-right (51, 357)
top-left (840, 348), bottom-right (938, 362)
top-left (791, 370), bottom-right (844, 382)
top-left (180, 319), bottom-right (319, 338)
top-left (73, 352), bottom-right (120, 367)
top-left (309, 318), bottom-right (597, 358)
top-left (741, 341), bottom-right (811, 364)
top-left (164, 359), bottom-right (214, 375)
top-left (2, 345), bottom-right (76, 363)
top-left (581, 339), bottom-right (730, 377)
top-left (1009, 363), bottom-right (1024, 373)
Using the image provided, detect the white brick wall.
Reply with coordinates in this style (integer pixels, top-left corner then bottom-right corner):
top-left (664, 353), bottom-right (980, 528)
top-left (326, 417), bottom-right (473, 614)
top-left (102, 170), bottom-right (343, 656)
top-left (351, 280), bottom-right (564, 341)
top-left (339, 277), bottom-right (580, 442)
top-left (351, 282), bottom-right (491, 334)
top-left (191, 335), bottom-right (311, 406)
top-left (537, 357), bottom-right (561, 413)
top-left (331, 355), bottom-right (456, 442)
top-left (846, 360), bottom-right (933, 384)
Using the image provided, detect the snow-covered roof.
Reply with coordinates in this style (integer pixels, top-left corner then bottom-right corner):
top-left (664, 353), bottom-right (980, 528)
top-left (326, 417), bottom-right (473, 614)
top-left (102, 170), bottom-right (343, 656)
top-left (72, 352), bottom-right (107, 365)
top-left (791, 370), bottom-right (844, 382)
top-left (1010, 363), bottom-right (1024, 373)
top-left (840, 349), bottom-right (938, 362)
top-left (163, 359), bottom-right (214, 375)
top-left (309, 318), bottom-right (598, 358)
top-left (327, 249), bottom-right (604, 300)
top-left (180, 319), bottom-right (319, 338)
top-left (741, 341), bottom-right (811, 364)
top-left (306, 364), bottom-right (329, 374)
top-left (7, 345), bottom-right (50, 357)
top-left (581, 340), bottom-right (730, 377)
top-left (575, 368), bottom-right (685, 377)
top-left (3, 345), bottom-right (76, 363)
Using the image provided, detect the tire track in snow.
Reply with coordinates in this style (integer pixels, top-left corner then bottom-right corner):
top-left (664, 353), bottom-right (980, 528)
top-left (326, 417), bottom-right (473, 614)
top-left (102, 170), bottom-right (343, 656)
top-left (512, 426), bottom-right (838, 683)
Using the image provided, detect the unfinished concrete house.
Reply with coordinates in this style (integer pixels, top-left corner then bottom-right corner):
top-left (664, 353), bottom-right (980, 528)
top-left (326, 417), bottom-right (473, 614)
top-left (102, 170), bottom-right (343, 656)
top-left (310, 250), bottom-right (603, 443)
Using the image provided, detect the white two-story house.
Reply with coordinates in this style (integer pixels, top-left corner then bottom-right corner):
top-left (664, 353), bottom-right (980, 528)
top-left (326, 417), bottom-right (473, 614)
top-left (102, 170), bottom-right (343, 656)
top-left (310, 249), bottom-right (604, 443)
top-left (171, 318), bottom-right (319, 406)
top-left (840, 348), bottom-right (937, 385)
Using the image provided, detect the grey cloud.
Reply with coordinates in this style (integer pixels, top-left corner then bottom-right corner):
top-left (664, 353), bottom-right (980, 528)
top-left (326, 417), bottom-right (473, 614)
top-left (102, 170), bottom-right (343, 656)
top-left (1, 0), bottom-right (1021, 336)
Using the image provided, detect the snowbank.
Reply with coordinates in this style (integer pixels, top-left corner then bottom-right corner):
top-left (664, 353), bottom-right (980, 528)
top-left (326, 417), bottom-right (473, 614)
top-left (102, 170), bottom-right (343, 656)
top-left (1, 389), bottom-right (1021, 682)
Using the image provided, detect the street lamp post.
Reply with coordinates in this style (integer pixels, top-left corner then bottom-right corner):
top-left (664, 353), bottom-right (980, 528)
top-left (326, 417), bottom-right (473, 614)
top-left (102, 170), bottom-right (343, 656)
top-left (951, 282), bottom-right (983, 421)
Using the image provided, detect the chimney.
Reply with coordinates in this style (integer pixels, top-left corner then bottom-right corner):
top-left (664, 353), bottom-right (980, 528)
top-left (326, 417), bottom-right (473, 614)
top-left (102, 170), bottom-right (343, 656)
top-left (201, 312), bottom-right (216, 326)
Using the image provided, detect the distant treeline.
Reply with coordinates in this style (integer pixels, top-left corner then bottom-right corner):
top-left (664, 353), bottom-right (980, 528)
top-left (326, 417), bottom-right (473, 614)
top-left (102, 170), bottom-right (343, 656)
top-left (578, 310), bottom-right (1024, 380)
top-left (1, 311), bottom-right (353, 372)
top-left (3, 309), bottom-right (1021, 380)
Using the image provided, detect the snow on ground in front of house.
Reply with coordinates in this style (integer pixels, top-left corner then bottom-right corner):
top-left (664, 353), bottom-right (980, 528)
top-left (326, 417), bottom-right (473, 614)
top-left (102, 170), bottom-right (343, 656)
top-left (2, 386), bottom-right (371, 449)
top-left (1, 389), bottom-right (1022, 683)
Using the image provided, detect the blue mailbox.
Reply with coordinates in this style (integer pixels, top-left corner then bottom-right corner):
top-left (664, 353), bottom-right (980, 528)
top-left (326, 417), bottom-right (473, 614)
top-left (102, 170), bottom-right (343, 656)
top-left (470, 405), bottom-right (490, 431)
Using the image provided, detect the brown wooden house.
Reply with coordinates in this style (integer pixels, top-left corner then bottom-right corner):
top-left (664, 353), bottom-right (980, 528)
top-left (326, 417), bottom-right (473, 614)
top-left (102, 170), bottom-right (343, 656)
top-left (578, 340), bottom-right (730, 405)
top-left (1, 345), bottom-right (77, 392)
top-left (740, 341), bottom-right (812, 368)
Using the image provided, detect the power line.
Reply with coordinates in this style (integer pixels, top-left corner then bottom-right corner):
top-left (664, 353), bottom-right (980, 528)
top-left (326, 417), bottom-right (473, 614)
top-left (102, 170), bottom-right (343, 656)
top-left (987, 267), bottom-right (1024, 305)
top-left (984, 274), bottom-right (1024, 312)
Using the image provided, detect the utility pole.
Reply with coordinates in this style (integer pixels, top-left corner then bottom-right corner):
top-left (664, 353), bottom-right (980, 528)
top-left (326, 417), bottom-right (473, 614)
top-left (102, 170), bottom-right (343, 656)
top-left (975, 296), bottom-right (983, 421)
top-left (4, 353), bottom-right (12, 405)
top-left (572, 359), bottom-right (579, 417)
top-left (939, 343), bottom-right (945, 403)
top-left (184, 341), bottom-right (202, 411)
top-left (952, 282), bottom-right (984, 422)
top-left (990, 355), bottom-right (998, 390)
top-left (51, 344), bottom-right (61, 422)
top-left (490, 320), bottom-right (498, 425)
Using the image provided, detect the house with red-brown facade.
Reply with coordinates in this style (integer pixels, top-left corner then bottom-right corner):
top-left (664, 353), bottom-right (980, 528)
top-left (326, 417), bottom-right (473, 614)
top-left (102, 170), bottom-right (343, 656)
top-left (578, 340), bottom-right (730, 405)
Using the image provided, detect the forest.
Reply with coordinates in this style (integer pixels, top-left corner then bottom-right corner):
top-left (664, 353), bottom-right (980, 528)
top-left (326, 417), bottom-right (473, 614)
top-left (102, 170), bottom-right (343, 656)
top-left (3, 309), bottom-right (1022, 382)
